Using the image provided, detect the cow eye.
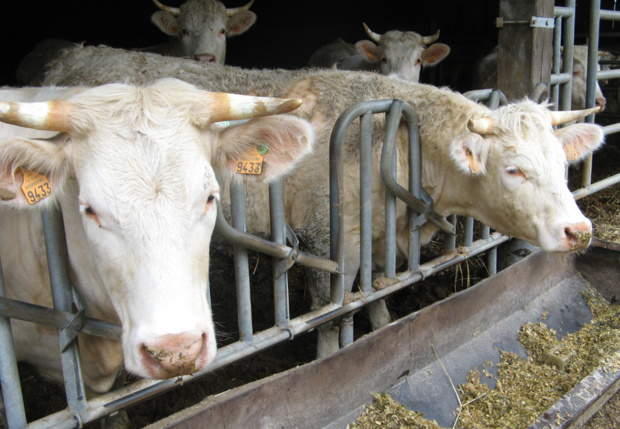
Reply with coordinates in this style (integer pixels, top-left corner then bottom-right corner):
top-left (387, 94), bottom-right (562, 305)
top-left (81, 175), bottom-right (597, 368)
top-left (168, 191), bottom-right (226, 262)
top-left (182, 28), bottom-right (190, 37)
top-left (206, 191), bottom-right (219, 208)
top-left (381, 57), bottom-right (389, 65)
top-left (219, 28), bottom-right (226, 36)
top-left (506, 166), bottom-right (525, 178)
top-left (415, 58), bottom-right (422, 66)
top-left (81, 204), bottom-right (102, 227)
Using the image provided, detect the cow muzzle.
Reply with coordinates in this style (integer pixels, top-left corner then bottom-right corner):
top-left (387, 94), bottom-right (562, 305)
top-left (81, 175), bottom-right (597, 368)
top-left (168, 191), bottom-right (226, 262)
top-left (563, 220), bottom-right (593, 251)
top-left (139, 332), bottom-right (212, 378)
top-left (193, 53), bottom-right (217, 63)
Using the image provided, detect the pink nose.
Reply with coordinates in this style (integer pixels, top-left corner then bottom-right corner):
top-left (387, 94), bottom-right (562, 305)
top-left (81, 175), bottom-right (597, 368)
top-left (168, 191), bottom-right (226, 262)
top-left (193, 53), bottom-right (217, 63)
top-left (564, 221), bottom-right (592, 251)
top-left (596, 97), bottom-right (607, 111)
top-left (141, 332), bottom-right (207, 378)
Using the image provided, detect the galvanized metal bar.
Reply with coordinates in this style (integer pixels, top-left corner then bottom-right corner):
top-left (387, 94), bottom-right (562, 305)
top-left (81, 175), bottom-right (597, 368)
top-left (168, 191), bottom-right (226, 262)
top-left (41, 207), bottom-right (87, 417)
top-left (229, 181), bottom-right (253, 344)
top-left (401, 104), bottom-right (422, 271)
top-left (550, 15), bottom-right (562, 108)
top-left (0, 256), bottom-right (28, 429)
top-left (482, 226), bottom-right (497, 276)
top-left (572, 173), bottom-right (620, 200)
top-left (599, 9), bottom-right (620, 21)
top-left (269, 180), bottom-right (289, 328)
top-left (559, 0), bottom-right (575, 113)
top-left (214, 207), bottom-right (340, 274)
top-left (445, 215), bottom-right (457, 252)
top-left (463, 217), bottom-right (475, 248)
top-left (0, 296), bottom-right (121, 340)
top-left (381, 101), bottom-right (405, 278)
top-left (582, 0), bottom-right (602, 189)
top-left (359, 112), bottom-right (374, 294)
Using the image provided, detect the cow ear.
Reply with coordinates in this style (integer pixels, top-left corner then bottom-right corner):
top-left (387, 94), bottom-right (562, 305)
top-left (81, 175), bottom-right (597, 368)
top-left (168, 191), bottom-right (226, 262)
top-left (553, 123), bottom-right (605, 163)
top-left (151, 11), bottom-right (180, 36)
top-left (421, 43), bottom-right (451, 66)
top-left (0, 137), bottom-right (69, 208)
top-left (355, 40), bottom-right (381, 62)
top-left (450, 133), bottom-right (489, 175)
top-left (211, 115), bottom-right (314, 181)
top-left (227, 11), bottom-right (257, 36)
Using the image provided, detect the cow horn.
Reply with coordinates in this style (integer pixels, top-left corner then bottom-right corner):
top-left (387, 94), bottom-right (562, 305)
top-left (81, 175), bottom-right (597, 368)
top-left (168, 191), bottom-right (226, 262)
top-left (550, 106), bottom-right (601, 126)
top-left (467, 117), bottom-right (494, 135)
top-left (152, 0), bottom-right (180, 16)
top-left (208, 93), bottom-right (302, 123)
top-left (226, 0), bottom-right (254, 16)
top-left (422, 30), bottom-right (441, 45)
top-left (0, 100), bottom-right (72, 132)
top-left (363, 23), bottom-right (382, 43)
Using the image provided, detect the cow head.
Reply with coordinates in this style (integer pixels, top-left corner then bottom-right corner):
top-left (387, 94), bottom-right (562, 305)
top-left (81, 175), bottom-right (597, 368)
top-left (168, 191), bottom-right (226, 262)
top-left (571, 45), bottom-right (607, 112)
top-left (448, 101), bottom-right (604, 253)
top-left (0, 79), bottom-right (313, 381)
top-left (355, 24), bottom-right (451, 82)
top-left (151, 0), bottom-right (256, 63)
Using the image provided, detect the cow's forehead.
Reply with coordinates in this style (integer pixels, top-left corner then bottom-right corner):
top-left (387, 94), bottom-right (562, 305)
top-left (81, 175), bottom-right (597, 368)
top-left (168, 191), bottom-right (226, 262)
top-left (181, 0), bottom-right (226, 27)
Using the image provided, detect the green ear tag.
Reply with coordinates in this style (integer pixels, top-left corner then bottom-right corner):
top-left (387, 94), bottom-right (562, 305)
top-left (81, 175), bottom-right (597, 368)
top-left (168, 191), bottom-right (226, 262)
top-left (256, 143), bottom-right (269, 155)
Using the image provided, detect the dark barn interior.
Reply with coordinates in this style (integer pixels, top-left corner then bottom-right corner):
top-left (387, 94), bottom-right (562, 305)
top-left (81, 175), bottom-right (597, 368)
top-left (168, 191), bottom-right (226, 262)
top-left (2, 1), bottom-right (610, 92)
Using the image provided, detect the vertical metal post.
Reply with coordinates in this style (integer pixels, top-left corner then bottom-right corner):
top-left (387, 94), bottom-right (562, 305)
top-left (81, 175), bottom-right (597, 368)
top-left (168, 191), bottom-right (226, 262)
top-left (41, 207), bottom-right (87, 417)
top-left (229, 181), bottom-right (253, 343)
top-left (403, 104), bottom-right (421, 272)
top-left (383, 101), bottom-right (404, 279)
top-left (560, 0), bottom-right (576, 112)
top-left (0, 256), bottom-right (28, 428)
top-left (269, 180), bottom-right (289, 329)
top-left (444, 215), bottom-right (457, 252)
top-left (359, 112), bottom-right (374, 294)
top-left (583, 1), bottom-right (602, 188)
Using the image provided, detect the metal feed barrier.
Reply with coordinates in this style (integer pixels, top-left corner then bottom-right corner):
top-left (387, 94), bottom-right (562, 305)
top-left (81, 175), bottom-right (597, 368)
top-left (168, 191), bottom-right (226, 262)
top-left (1, 1), bottom-right (620, 426)
top-left (0, 97), bottom-right (512, 428)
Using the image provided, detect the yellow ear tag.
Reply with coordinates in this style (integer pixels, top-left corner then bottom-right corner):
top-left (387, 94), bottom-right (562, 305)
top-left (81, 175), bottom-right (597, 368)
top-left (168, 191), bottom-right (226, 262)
top-left (235, 143), bottom-right (269, 175)
top-left (466, 149), bottom-right (482, 174)
top-left (564, 145), bottom-right (579, 161)
top-left (19, 167), bottom-right (54, 205)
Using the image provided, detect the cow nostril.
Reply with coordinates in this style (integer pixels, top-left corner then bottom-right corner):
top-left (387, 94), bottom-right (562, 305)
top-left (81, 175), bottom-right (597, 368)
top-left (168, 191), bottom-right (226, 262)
top-left (564, 225), bottom-right (593, 250)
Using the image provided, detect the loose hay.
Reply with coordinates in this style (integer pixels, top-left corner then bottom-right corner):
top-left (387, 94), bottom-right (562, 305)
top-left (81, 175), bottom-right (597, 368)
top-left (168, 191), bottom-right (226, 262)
top-left (350, 279), bottom-right (620, 429)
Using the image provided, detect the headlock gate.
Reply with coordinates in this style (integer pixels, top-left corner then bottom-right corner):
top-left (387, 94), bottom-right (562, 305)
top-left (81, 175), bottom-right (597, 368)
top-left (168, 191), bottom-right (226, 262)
top-left (1, 1), bottom-right (620, 427)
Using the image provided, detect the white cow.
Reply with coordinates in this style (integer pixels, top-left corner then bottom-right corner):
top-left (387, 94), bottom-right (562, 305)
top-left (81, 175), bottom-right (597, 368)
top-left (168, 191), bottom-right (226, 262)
top-left (41, 45), bottom-right (605, 357)
top-left (16, 0), bottom-right (256, 85)
top-left (0, 78), bottom-right (314, 394)
top-left (147, 0), bottom-right (257, 62)
top-left (308, 23), bottom-right (451, 83)
top-left (474, 45), bottom-right (607, 111)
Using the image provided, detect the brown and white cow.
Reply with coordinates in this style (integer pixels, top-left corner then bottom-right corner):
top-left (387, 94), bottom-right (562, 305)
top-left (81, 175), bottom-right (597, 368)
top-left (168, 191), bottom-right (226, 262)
top-left (42, 45), bottom-right (605, 356)
top-left (308, 23), bottom-right (451, 83)
top-left (0, 78), bottom-right (313, 393)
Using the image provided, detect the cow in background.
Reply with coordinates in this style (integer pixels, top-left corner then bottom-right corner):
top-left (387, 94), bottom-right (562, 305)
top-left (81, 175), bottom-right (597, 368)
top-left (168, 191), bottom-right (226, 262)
top-left (0, 78), bottom-right (313, 395)
top-left (42, 45), bottom-right (604, 358)
top-left (308, 23), bottom-right (451, 83)
top-left (147, 0), bottom-right (256, 62)
top-left (16, 0), bottom-right (256, 85)
top-left (474, 45), bottom-right (607, 112)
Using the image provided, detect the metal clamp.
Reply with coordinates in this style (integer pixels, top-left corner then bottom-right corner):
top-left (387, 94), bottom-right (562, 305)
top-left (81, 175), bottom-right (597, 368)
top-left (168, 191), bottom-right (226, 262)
top-left (496, 16), bottom-right (555, 28)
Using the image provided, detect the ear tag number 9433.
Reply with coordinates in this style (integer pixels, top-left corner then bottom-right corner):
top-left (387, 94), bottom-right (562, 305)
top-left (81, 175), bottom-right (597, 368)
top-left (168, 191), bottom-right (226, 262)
top-left (19, 167), bottom-right (54, 205)
top-left (235, 143), bottom-right (269, 175)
